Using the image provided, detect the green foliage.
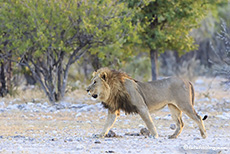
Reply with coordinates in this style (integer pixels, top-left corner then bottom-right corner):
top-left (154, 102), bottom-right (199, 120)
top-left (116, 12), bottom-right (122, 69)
top-left (124, 56), bottom-right (151, 81)
top-left (0, 0), bottom-right (138, 102)
top-left (126, 0), bottom-right (226, 55)
top-left (0, 0), bottom-right (136, 62)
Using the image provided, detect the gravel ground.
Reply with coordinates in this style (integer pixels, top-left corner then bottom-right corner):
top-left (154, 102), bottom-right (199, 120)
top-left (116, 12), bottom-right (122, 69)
top-left (0, 77), bottom-right (230, 154)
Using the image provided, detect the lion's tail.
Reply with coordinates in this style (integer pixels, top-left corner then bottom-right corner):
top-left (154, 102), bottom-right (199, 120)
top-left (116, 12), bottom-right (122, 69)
top-left (202, 115), bottom-right (208, 120)
top-left (189, 82), bottom-right (208, 121)
top-left (189, 81), bottom-right (195, 106)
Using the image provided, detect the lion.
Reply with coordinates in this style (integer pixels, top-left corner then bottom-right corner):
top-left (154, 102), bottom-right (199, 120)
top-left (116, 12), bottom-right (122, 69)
top-left (86, 67), bottom-right (207, 139)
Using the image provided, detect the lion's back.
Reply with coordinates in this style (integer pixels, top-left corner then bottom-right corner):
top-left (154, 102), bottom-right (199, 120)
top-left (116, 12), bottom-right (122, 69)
top-left (133, 77), bottom-right (190, 107)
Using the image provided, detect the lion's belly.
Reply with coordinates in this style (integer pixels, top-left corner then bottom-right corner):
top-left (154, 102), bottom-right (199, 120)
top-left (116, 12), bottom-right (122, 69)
top-left (147, 101), bottom-right (169, 113)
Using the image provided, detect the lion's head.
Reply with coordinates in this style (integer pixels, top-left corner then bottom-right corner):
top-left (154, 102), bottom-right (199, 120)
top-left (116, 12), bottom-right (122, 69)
top-left (86, 67), bottom-right (138, 114)
top-left (86, 68), bottom-right (111, 102)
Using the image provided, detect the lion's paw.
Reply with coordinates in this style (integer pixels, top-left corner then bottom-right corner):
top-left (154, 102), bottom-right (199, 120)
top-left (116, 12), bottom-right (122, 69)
top-left (168, 135), bottom-right (178, 139)
top-left (149, 134), bottom-right (158, 139)
top-left (92, 133), bottom-right (105, 138)
top-left (201, 133), bottom-right (207, 139)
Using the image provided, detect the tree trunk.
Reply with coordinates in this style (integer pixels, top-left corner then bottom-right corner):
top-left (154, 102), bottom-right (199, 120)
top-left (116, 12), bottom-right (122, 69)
top-left (0, 62), bottom-right (7, 97)
top-left (61, 63), bottom-right (70, 99)
top-left (56, 59), bottom-right (63, 101)
top-left (24, 71), bottom-right (36, 85)
top-left (6, 52), bottom-right (12, 94)
top-left (91, 54), bottom-right (101, 70)
top-left (150, 49), bottom-right (158, 81)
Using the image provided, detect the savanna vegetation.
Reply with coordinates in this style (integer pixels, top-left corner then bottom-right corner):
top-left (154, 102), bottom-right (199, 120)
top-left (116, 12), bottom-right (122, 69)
top-left (0, 0), bottom-right (229, 104)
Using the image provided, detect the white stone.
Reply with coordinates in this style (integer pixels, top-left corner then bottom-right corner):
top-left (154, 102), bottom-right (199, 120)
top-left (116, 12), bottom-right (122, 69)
top-left (195, 79), bottom-right (204, 84)
top-left (75, 113), bottom-right (82, 118)
top-left (216, 115), bottom-right (228, 120)
top-left (162, 114), bottom-right (171, 120)
top-left (155, 116), bottom-right (161, 120)
top-left (138, 124), bottom-right (145, 128)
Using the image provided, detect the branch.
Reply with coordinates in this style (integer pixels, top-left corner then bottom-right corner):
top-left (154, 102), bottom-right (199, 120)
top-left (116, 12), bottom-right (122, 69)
top-left (68, 44), bottom-right (91, 65)
top-left (61, 44), bottom-right (91, 98)
top-left (19, 58), bottom-right (50, 98)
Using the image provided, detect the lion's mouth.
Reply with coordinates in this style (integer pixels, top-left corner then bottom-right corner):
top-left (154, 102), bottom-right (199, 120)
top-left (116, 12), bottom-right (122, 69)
top-left (92, 94), bottom-right (98, 99)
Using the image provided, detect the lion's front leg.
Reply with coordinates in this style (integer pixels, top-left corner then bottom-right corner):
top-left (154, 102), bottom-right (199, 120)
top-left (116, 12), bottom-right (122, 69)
top-left (138, 107), bottom-right (158, 139)
top-left (99, 110), bottom-right (119, 138)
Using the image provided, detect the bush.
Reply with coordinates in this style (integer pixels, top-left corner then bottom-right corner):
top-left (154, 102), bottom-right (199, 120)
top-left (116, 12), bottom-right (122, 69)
top-left (210, 20), bottom-right (230, 86)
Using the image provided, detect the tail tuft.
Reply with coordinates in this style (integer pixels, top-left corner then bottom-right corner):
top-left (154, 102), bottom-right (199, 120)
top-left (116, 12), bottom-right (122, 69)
top-left (189, 82), bottom-right (195, 106)
top-left (202, 115), bottom-right (208, 120)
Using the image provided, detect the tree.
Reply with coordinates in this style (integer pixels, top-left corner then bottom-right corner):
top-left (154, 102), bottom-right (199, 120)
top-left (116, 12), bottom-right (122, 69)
top-left (0, 60), bottom-right (7, 97)
top-left (0, 44), bottom-right (12, 97)
top-left (126, 0), bottom-right (226, 80)
top-left (211, 19), bottom-right (230, 85)
top-left (0, 0), bottom-right (135, 104)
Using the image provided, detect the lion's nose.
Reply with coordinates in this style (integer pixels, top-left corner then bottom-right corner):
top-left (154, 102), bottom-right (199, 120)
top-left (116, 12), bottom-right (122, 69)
top-left (92, 94), bottom-right (98, 98)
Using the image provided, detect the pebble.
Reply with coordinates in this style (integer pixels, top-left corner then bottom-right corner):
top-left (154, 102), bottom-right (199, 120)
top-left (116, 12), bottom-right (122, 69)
top-left (6, 104), bottom-right (19, 110)
top-left (162, 114), bottom-right (171, 120)
top-left (162, 107), bottom-right (169, 112)
top-left (211, 98), bottom-right (218, 103)
top-left (125, 133), bottom-right (140, 136)
top-left (197, 98), bottom-right (210, 102)
top-left (100, 116), bottom-right (106, 119)
top-left (43, 115), bottom-right (53, 119)
top-left (94, 140), bottom-right (101, 144)
top-left (75, 113), bottom-right (82, 118)
top-left (0, 102), bottom-right (5, 108)
top-left (64, 138), bottom-right (73, 142)
top-left (138, 124), bottom-right (145, 128)
top-left (195, 79), bottom-right (204, 85)
top-left (3, 102), bottom-right (102, 113)
top-left (140, 128), bottom-right (150, 136)
top-left (170, 124), bottom-right (176, 130)
top-left (76, 145), bottom-right (85, 150)
top-left (70, 104), bottom-right (87, 109)
top-left (17, 145), bottom-right (23, 150)
top-left (155, 116), bottom-right (161, 120)
top-left (216, 115), bottom-right (229, 120)
top-left (105, 150), bottom-right (115, 153)
top-left (22, 115), bottom-right (29, 119)
top-left (105, 130), bottom-right (119, 138)
top-left (78, 105), bottom-right (95, 112)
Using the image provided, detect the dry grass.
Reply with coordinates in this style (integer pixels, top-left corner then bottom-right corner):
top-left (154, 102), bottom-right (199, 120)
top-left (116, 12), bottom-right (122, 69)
top-left (2, 86), bottom-right (48, 104)
top-left (1, 86), bottom-right (92, 105)
top-left (195, 77), bottom-right (230, 100)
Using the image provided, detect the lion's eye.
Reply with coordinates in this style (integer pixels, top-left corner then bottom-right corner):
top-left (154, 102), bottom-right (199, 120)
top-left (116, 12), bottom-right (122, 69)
top-left (94, 81), bottom-right (97, 84)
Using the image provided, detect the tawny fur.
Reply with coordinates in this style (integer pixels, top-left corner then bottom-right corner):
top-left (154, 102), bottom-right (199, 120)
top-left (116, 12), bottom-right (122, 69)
top-left (86, 67), bottom-right (207, 139)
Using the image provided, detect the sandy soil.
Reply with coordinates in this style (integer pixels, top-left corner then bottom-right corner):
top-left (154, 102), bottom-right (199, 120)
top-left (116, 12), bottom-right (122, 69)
top-left (0, 77), bottom-right (229, 154)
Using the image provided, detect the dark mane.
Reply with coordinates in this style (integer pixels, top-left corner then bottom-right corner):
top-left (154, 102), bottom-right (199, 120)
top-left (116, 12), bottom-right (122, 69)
top-left (102, 69), bottom-right (138, 114)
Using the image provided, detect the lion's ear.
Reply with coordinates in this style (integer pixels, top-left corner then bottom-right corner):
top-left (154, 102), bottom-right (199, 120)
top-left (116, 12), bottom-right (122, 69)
top-left (92, 71), bottom-right (96, 77)
top-left (99, 72), bottom-right (107, 81)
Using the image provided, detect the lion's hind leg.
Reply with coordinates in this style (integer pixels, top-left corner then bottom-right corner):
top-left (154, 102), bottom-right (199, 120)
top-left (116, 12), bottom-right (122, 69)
top-left (168, 104), bottom-right (184, 139)
top-left (179, 104), bottom-right (207, 139)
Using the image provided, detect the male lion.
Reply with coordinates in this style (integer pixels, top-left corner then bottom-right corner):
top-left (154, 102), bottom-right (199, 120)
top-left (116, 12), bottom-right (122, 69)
top-left (86, 67), bottom-right (207, 139)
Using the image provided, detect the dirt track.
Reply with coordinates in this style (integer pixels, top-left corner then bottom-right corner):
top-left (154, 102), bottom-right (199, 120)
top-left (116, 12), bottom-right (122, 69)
top-left (0, 77), bottom-right (229, 154)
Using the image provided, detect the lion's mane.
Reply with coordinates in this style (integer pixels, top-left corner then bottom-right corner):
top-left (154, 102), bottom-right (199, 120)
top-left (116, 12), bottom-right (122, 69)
top-left (98, 68), bottom-right (138, 114)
